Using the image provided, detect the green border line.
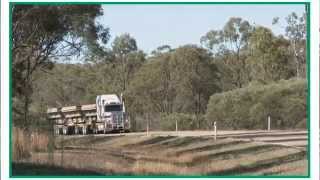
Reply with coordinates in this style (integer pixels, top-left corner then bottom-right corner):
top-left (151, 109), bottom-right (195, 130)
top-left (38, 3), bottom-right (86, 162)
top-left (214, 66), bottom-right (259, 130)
top-left (9, 2), bottom-right (13, 178)
top-left (9, 1), bottom-right (311, 178)
top-left (306, 2), bottom-right (311, 178)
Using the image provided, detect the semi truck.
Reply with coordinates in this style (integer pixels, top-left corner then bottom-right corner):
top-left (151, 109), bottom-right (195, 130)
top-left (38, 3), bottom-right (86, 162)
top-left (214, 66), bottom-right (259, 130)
top-left (47, 94), bottom-right (130, 135)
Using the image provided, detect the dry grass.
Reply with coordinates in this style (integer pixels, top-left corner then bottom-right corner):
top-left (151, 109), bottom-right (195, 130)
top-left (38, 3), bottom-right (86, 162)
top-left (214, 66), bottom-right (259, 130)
top-left (13, 127), bottom-right (31, 161)
top-left (30, 130), bottom-right (50, 152)
top-left (13, 127), bottom-right (50, 161)
top-left (12, 133), bottom-right (308, 176)
top-left (131, 160), bottom-right (188, 175)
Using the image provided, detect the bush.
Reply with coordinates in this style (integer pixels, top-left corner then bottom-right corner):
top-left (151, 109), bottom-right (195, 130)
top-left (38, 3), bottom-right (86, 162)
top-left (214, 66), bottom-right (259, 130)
top-left (206, 79), bottom-right (307, 130)
top-left (160, 113), bottom-right (204, 130)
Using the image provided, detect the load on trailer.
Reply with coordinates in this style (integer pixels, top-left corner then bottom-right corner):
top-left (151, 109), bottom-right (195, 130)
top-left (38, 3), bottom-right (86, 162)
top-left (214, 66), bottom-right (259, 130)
top-left (47, 94), bottom-right (130, 135)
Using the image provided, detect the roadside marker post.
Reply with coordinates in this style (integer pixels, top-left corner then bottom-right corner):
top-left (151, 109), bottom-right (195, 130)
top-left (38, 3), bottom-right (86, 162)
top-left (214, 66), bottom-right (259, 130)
top-left (267, 116), bottom-right (271, 131)
top-left (176, 119), bottom-right (178, 133)
top-left (146, 113), bottom-right (150, 136)
top-left (214, 121), bottom-right (217, 141)
top-left (147, 119), bottom-right (149, 136)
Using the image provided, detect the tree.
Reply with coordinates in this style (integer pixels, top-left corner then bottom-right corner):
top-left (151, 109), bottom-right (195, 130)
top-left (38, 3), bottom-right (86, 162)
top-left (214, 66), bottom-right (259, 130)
top-left (128, 51), bottom-right (174, 114)
top-left (12, 5), bottom-right (110, 127)
top-left (247, 27), bottom-right (295, 82)
top-left (201, 17), bottom-right (253, 88)
top-left (111, 33), bottom-right (139, 91)
top-left (285, 12), bottom-right (307, 78)
top-left (127, 45), bottom-right (221, 130)
top-left (200, 30), bottom-right (224, 55)
top-left (87, 49), bottom-right (145, 97)
top-left (170, 45), bottom-right (220, 128)
top-left (125, 57), bottom-right (166, 130)
top-left (273, 12), bottom-right (307, 78)
top-left (151, 45), bottom-right (172, 56)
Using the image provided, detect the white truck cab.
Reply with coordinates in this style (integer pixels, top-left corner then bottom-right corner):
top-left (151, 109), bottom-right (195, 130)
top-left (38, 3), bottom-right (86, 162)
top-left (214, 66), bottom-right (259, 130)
top-left (96, 94), bottom-right (129, 132)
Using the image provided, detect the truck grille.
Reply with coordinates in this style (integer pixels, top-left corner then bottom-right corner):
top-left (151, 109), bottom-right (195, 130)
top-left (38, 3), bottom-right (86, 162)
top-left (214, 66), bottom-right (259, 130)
top-left (112, 115), bottom-right (123, 127)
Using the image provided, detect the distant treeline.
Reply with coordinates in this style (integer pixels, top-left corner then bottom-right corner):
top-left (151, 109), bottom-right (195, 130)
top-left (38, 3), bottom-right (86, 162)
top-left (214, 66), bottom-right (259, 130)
top-left (12, 5), bottom-right (307, 130)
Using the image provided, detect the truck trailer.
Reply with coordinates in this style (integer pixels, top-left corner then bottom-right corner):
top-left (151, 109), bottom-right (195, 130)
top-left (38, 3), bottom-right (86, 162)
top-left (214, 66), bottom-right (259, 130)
top-left (47, 94), bottom-right (130, 135)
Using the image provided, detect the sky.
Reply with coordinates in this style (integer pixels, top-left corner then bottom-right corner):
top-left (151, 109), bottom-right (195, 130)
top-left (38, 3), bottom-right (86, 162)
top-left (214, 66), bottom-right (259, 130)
top-left (97, 4), bottom-right (306, 54)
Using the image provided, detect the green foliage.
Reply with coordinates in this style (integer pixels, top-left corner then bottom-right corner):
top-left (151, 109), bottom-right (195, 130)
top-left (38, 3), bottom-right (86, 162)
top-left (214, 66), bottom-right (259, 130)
top-left (273, 12), bottom-right (307, 78)
top-left (112, 33), bottom-right (138, 56)
top-left (247, 27), bottom-right (296, 83)
top-left (202, 14), bottom-right (306, 90)
top-left (206, 79), bottom-right (307, 130)
top-left (128, 45), bottom-right (220, 115)
top-left (151, 45), bottom-right (172, 55)
top-left (12, 5), bottom-right (110, 126)
top-left (159, 113), bottom-right (201, 131)
top-left (201, 17), bottom-right (253, 89)
top-left (126, 45), bottom-right (221, 130)
top-left (111, 33), bottom-right (141, 91)
top-left (13, 11), bottom-right (307, 132)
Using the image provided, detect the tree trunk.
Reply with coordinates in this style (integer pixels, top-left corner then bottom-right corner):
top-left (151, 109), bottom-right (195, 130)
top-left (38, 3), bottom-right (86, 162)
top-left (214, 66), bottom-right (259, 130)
top-left (23, 93), bottom-right (30, 129)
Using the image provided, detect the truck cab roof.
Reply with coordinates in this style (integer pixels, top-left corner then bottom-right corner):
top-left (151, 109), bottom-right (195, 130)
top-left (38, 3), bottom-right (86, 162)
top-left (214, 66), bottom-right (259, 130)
top-left (97, 94), bottom-right (121, 105)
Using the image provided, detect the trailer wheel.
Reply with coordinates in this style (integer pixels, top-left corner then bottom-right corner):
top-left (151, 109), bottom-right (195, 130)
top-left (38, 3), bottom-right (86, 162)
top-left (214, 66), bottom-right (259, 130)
top-left (82, 127), bottom-right (87, 135)
top-left (63, 127), bottom-right (67, 135)
top-left (54, 128), bottom-right (59, 135)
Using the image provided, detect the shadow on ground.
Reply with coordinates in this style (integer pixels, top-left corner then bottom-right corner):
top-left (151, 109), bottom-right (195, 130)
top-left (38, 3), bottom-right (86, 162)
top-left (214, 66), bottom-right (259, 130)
top-left (12, 162), bottom-right (106, 176)
top-left (206, 151), bottom-right (306, 175)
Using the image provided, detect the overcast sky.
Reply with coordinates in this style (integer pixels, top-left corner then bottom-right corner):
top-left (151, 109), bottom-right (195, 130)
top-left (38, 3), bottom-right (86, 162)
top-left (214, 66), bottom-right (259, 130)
top-left (97, 4), bottom-right (306, 54)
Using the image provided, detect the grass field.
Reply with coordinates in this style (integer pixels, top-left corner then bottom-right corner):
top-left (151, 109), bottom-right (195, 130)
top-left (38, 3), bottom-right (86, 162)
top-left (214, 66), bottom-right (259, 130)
top-left (12, 131), bottom-right (308, 176)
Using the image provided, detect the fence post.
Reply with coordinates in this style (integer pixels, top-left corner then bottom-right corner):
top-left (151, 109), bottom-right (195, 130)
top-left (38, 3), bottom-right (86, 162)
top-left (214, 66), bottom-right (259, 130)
top-left (214, 121), bottom-right (217, 141)
top-left (267, 116), bottom-right (271, 131)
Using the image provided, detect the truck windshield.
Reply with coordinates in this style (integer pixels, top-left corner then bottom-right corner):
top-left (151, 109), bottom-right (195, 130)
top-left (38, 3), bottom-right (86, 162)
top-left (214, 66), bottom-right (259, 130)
top-left (105, 105), bottom-right (122, 112)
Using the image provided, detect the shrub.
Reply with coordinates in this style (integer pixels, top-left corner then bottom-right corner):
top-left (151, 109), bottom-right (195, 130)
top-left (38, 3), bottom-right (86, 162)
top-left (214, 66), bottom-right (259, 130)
top-left (206, 79), bottom-right (307, 130)
top-left (160, 113), bottom-right (204, 130)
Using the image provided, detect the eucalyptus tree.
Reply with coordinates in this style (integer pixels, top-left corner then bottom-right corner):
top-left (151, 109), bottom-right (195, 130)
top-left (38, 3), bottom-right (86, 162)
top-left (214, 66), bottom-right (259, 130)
top-left (12, 5), bottom-right (110, 127)
top-left (151, 45), bottom-right (172, 56)
top-left (247, 26), bottom-right (295, 83)
top-left (170, 45), bottom-right (220, 128)
top-left (273, 12), bottom-right (307, 78)
top-left (128, 45), bottom-right (220, 129)
top-left (112, 33), bottom-right (142, 92)
top-left (201, 17), bottom-right (253, 88)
